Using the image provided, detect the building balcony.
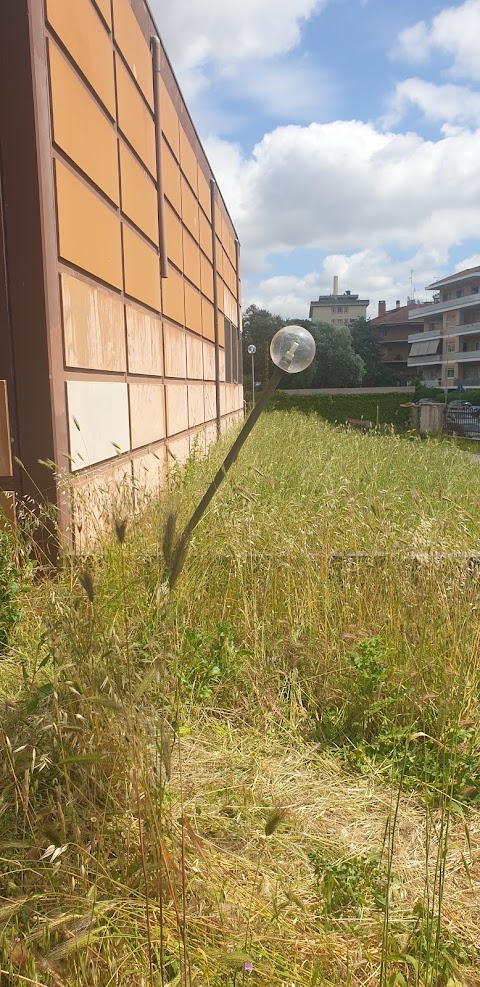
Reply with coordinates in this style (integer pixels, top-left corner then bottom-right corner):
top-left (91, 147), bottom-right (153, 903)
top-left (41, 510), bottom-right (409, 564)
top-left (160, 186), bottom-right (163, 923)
top-left (408, 354), bottom-right (443, 367)
top-left (409, 291), bottom-right (480, 320)
top-left (408, 329), bottom-right (441, 343)
top-left (454, 351), bottom-right (480, 363)
top-left (456, 322), bottom-right (480, 337)
top-left (461, 377), bottom-right (480, 387)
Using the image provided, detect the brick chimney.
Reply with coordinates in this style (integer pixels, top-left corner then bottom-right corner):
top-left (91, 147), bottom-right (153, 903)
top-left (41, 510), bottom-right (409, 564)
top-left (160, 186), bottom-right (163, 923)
top-left (378, 300), bottom-right (386, 317)
top-left (396, 300), bottom-right (401, 308)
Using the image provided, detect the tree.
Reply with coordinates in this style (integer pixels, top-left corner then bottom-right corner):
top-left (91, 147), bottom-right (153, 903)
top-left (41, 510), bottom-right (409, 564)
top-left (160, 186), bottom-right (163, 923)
top-left (242, 305), bottom-right (284, 385)
top-left (350, 317), bottom-right (400, 386)
top-left (282, 321), bottom-right (364, 389)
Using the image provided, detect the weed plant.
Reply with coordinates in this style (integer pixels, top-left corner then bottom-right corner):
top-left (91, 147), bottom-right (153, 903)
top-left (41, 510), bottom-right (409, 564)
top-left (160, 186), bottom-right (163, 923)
top-left (1, 410), bottom-right (480, 985)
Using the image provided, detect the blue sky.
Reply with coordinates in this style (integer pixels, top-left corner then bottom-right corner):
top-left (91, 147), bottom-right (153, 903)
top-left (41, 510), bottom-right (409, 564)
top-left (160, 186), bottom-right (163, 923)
top-left (152, 0), bottom-right (480, 318)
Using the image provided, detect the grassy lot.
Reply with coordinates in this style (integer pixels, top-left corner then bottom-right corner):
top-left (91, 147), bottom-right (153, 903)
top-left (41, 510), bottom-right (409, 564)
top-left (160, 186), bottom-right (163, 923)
top-left (1, 410), bottom-right (480, 986)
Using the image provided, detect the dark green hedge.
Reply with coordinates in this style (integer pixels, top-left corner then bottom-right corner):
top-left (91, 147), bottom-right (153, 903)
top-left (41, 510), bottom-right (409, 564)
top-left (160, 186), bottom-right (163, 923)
top-left (270, 392), bottom-right (413, 428)
top-left (415, 386), bottom-right (480, 405)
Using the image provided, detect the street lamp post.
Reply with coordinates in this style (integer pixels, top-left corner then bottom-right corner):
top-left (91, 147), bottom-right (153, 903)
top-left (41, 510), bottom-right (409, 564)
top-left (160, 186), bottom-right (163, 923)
top-left (165, 326), bottom-right (316, 587)
top-left (247, 343), bottom-right (256, 408)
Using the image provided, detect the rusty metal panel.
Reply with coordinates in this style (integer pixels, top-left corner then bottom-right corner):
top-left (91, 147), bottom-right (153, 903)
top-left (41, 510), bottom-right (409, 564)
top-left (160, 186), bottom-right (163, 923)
top-left (112, 0), bottom-right (154, 109)
top-left (162, 140), bottom-right (182, 215)
top-left (56, 160), bottom-right (123, 289)
top-left (49, 41), bottom-right (119, 204)
top-left (184, 281), bottom-right (202, 334)
top-left (119, 141), bottom-right (159, 245)
top-left (179, 125), bottom-right (198, 195)
top-left (0, 382), bottom-right (12, 477)
top-left (45, 0), bottom-right (116, 116)
top-left (182, 231), bottom-right (200, 288)
top-left (116, 54), bottom-right (156, 178)
top-left (123, 225), bottom-right (161, 311)
top-left (161, 266), bottom-right (185, 326)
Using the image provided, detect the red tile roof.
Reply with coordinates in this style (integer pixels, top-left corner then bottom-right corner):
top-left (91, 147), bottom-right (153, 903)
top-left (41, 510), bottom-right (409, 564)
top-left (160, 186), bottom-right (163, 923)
top-left (370, 303), bottom-right (428, 326)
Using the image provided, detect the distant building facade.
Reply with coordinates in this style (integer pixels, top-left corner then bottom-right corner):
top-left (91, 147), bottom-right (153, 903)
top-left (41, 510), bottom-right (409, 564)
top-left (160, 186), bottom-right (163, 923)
top-left (309, 276), bottom-right (369, 326)
top-left (371, 300), bottom-right (426, 375)
top-left (408, 267), bottom-right (480, 388)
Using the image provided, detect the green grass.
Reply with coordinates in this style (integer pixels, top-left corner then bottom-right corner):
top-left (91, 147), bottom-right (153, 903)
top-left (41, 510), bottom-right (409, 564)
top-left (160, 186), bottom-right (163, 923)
top-left (1, 409), bottom-right (480, 986)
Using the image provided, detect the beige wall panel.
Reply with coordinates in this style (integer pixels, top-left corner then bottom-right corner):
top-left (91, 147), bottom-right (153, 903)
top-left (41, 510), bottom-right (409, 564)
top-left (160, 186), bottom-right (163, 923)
top-left (130, 382), bottom-right (166, 447)
top-left (186, 334), bottom-right (204, 379)
top-left (235, 384), bottom-right (244, 411)
top-left (216, 275), bottom-right (225, 314)
top-left (215, 239), bottom-right (223, 278)
top-left (188, 384), bottom-right (205, 428)
top-left (116, 55), bottom-right (156, 177)
top-left (199, 211), bottom-right (213, 261)
top-left (185, 282), bottom-right (202, 333)
top-left (133, 447), bottom-right (167, 500)
top-left (179, 126), bottom-right (198, 194)
top-left (94, 0), bottom-right (112, 25)
top-left (203, 341), bottom-right (216, 380)
top-left (181, 177), bottom-right (199, 241)
top-left (62, 273), bottom-right (126, 371)
top-left (197, 168), bottom-right (211, 219)
top-left (164, 323), bottom-right (187, 378)
top-left (56, 161), bottom-right (123, 289)
top-left (72, 460), bottom-right (133, 551)
top-left (224, 287), bottom-right (238, 326)
top-left (219, 349), bottom-right (225, 381)
top-left (162, 267), bottom-right (185, 325)
top-left (224, 256), bottom-right (237, 296)
top-left (67, 380), bottom-right (130, 470)
top-left (165, 383), bottom-right (188, 436)
top-left (162, 141), bottom-right (182, 215)
top-left (204, 421), bottom-right (218, 448)
top-left (123, 225), bottom-right (161, 311)
top-left (164, 203), bottom-right (183, 270)
top-left (46, 0), bottom-right (115, 116)
top-left (183, 232), bottom-right (200, 287)
top-left (112, 0), bottom-right (154, 108)
top-left (166, 434), bottom-right (190, 467)
top-left (160, 79), bottom-right (180, 160)
top-left (219, 383), bottom-right (226, 417)
top-left (0, 382), bottom-right (12, 477)
top-left (204, 382), bottom-right (217, 421)
top-left (126, 305), bottom-right (163, 376)
top-left (200, 253), bottom-right (214, 301)
top-left (49, 43), bottom-right (119, 204)
top-left (120, 142), bottom-right (159, 244)
top-left (201, 297), bottom-right (215, 342)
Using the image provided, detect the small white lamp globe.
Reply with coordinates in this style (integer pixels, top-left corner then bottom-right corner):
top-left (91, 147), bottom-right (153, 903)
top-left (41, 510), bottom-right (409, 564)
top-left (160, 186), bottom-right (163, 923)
top-left (247, 344), bottom-right (256, 355)
top-left (270, 325), bottom-right (316, 374)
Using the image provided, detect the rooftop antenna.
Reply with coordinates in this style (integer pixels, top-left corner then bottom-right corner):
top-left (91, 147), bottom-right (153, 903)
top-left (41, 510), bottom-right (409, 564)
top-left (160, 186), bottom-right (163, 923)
top-left (410, 269), bottom-right (415, 301)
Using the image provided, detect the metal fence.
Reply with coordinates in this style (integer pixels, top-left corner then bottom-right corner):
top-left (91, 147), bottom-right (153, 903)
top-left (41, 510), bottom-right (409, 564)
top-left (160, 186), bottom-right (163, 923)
top-left (445, 407), bottom-right (480, 438)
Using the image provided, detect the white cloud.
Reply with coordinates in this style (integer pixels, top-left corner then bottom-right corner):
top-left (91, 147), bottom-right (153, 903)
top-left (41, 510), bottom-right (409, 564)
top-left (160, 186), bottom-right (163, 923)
top-left (246, 249), bottom-right (444, 318)
top-left (151, 0), bottom-right (328, 101)
top-left (395, 0), bottom-right (480, 82)
top-left (383, 78), bottom-right (480, 128)
top-left (206, 122), bottom-right (480, 275)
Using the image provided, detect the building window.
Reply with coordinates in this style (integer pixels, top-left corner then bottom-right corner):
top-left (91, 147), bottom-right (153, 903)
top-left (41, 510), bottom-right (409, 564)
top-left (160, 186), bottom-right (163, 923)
top-left (447, 368), bottom-right (454, 378)
top-left (447, 342), bottom-right (455, 352)
top-left (442, 293), bottom-right (451, 301)
top-left (456, 290), bottom-right (463, 298)
top-left (472, 287), bottom-right (479, 294)
top-left (344, 307), bottom-right (349, 313)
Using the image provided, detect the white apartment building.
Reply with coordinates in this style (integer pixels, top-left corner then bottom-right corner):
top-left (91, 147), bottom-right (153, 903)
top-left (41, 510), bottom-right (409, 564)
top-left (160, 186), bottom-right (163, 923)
top-left (408, 267), bottom-right (480, 388)
top-left (309, 276), bottom-right (369, 326)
